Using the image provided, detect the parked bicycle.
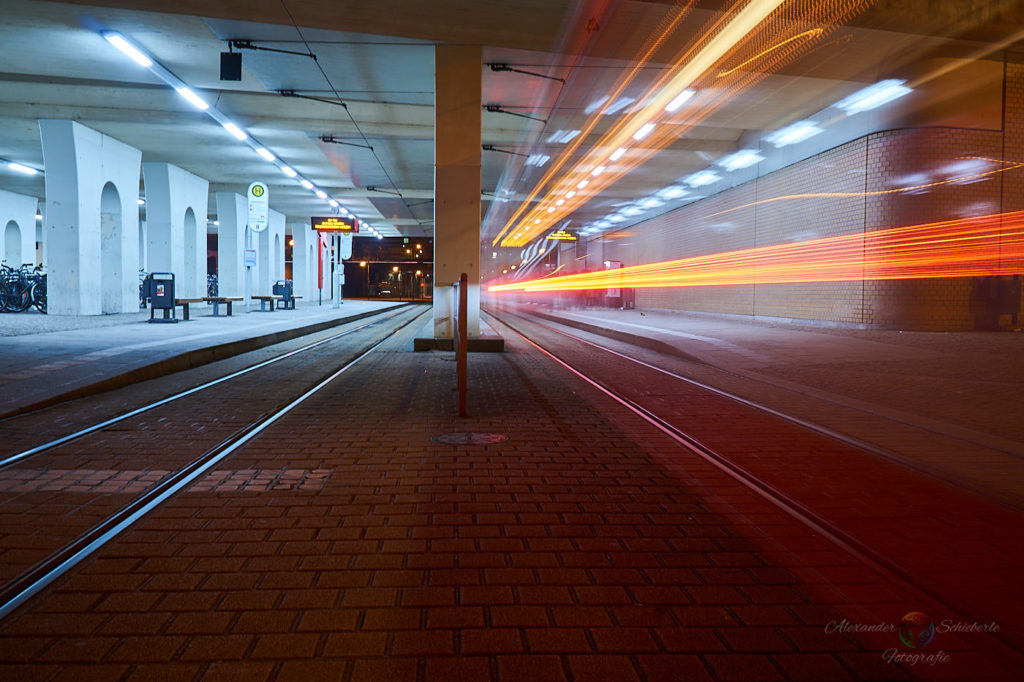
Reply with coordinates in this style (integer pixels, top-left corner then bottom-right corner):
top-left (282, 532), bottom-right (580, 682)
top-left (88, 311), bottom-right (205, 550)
top-left (0, 263), bottom-right (44, 313)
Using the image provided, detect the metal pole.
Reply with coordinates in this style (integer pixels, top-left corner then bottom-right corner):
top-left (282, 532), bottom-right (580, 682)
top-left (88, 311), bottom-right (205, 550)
top-left (332, 235), bottom-right (340, 309)
top-left (457, 272), bottom-right (468, 417)
top-left (244, 225), bottom-right (251, 313)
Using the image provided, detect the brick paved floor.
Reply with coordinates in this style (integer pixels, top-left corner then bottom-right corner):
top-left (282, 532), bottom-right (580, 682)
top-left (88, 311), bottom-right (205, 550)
top-left (0, 322), bottom-right (1020, 680)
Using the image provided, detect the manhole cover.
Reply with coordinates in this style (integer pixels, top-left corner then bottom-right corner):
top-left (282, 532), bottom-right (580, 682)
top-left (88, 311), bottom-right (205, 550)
top-left (431, 432), bottom-right (509, 445)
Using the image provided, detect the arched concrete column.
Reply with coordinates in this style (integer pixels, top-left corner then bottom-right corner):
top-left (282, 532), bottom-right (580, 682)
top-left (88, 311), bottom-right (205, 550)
top-left (215, 192), bottom-right (248, 297)
top-left (184, 207), bottom-right (198, 296)
top-left (142, 162), bottom-right (209, 298)
top-left (257, 209), bottom-right (285, 293)
top-left (100, 182), bottom-right (124, 314)
top-left (0, 189), bottom-right (39, 268)
top-left (290, 221), bottom-right (318, 300)
top-left (39, 120), bottom-right (141, 315)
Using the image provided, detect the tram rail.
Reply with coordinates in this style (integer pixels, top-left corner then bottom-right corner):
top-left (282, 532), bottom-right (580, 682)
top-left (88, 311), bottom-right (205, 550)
top-left (486, 306), bottom-right (1024, 662)
top-left (0, 306), bottom-right (428, 620)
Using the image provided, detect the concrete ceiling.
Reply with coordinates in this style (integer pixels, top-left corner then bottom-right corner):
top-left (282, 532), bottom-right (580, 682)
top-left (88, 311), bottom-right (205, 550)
top-left (0, 0), bottom-right (1021, 244)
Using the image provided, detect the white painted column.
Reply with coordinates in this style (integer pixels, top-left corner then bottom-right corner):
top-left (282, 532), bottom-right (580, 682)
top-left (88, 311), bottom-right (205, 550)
top-left (215, 192), bottom-right (247, 297)
top-left (0, 189), bottom-right (38, 268)
top-left (433, 45), bottom-right (481, 338)
top-left (39, 120), bottom-right (141, 315)
top-left (291, 221), bottom-right (317, 300)
top-left (256, 209), bottom-right (284, 294)
top-left (142, 162), bottom-right (209, 298)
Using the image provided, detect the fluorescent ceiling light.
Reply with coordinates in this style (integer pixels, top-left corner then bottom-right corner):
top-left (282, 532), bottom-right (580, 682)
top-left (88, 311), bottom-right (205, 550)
top-left (103, 32), bottom-right (152, 67)
top-left (658, 185), bottom-right (688, 199)
top-left (609, 147), bottom-right (627, 161)
top-left (604, 97), bottom-right (635, 115)
top-left (765, 120), bottom-right (823, 147)
top-left (566, 191), bottom-right (576, 199)
top-left (633, 123), bottom-right (655, 140)
top-left (591, 165), bottom-right (607, 176)
top-left (621, 206), bottom-right (643, 216)
top-left (137, 199), bottom-right (145, 205)
top-left (665, 89), bottom-right (695, 112)
top-left (577, 179), bottom-right (589, 189)
top-left (213, 220), bottom-right (220, 226)
top-left (35, 213), bottom-right (42, 220)
top-left (717, 149), bottom-right (764, 171)
top-left (300, 179), bottom-right (313, 190)
top-left (175, 86), bottom-right (209, 110)
top-left (547, 207), bottom-right (555, 213)
top-left (638, 197), bottom-right (664, 209)
top-left (608, 215), bottom-right (626, 223)
top-left (684, 169), bottom-right (721, 187)
top-left (545, 130), bottom-right (580, 144)
top-left (255, 147), bottom-right (275, 162)
top-left (526, 154), bottom-right (550, 166)
top-left (835, 79), bottom-right (912, 115)
top-left (329, 199), bottom-right (339, 207)
top-left (584, 96), bottom-right (609, 114)
top-left (221, 121), bottom-right (247, 140)
top-left (281, 166), bottom-right (297, 178)
top-left (7, 162), bottom-right (38, 175)
top-left (315, 189), bottom-right (327, 199)
top-left (555, 199), bottom-right (565, 206)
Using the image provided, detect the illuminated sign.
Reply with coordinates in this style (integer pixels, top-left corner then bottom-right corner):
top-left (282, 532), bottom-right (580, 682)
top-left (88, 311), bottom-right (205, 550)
top-left (546, 230), bottom-right (577, 241)
top-left (311, 216), bottom-right (358, 233)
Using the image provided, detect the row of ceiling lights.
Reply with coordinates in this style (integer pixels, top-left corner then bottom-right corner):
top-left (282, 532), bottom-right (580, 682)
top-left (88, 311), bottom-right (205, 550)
top-left (576, 78), bottom-right (911, 237)
top-left (498, 0), bottom-right (903, 249)
top-left (2, 31), bottom-right (384, 241)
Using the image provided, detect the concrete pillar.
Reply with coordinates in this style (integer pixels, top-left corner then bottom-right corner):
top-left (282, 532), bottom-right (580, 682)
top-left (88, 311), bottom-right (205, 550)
top-left (39, 120), bottom-right (141, 315)
top-left (258, 209), bottom-right (285, 293)
top-left (215, 192), bottom-right (248, 297)
top-left (433, 45), bottom-right (481, 339)
top-left (291, 221), bottom-right (318, 300)
top-left (142, 162), bottom-right (209, 298)
top-left (0, 189), bottom-right (38, 268)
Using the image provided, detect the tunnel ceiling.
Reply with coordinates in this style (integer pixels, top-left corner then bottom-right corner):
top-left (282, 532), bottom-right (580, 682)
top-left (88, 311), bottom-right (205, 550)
top-left (0, 0), bottom-right (1020, 241)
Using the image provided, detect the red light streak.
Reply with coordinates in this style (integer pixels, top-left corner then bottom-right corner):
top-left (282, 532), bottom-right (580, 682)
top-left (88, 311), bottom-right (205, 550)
top-left (488, 210), bottom-right (1024, 293)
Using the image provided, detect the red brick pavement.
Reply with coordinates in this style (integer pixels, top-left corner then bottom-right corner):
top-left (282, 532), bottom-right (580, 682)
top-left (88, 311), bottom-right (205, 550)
top-left (1, 327), bottom-right (1020, 680)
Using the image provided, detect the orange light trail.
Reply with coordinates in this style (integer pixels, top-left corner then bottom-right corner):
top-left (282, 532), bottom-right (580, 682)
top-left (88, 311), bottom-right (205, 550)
top-left (717, 27), bottom-right (823, 77)
top-left (488, 210), bottom-right (1024, 293)
top-left (494, 0), bottom-right (871, 249)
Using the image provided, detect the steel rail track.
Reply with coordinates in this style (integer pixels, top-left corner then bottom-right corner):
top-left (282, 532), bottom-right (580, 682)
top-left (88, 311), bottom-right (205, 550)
top-left (495, 307), bottom-right (1023, 509)
top-left (0, 308), bottom-right (428, 621)
top-left (0, 306), bottom-right (422, 472)
top-left (488, 309), bottom-right (1024, 660)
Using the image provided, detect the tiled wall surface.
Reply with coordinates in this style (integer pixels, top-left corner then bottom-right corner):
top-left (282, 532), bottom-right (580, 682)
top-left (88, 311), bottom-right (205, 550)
top-left (597, 55), bottom-right (1024, 330)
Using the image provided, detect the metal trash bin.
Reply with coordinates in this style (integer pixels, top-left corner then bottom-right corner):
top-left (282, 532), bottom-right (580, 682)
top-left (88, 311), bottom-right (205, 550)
top-left (147, 272), bottom-right (177, 323)
top-left (272, 279), bottom-right (295, 309)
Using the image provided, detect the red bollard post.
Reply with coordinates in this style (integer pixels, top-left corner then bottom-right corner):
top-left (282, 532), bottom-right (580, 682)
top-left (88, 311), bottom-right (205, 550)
top-left (456, 272), bottom-right (468, 417)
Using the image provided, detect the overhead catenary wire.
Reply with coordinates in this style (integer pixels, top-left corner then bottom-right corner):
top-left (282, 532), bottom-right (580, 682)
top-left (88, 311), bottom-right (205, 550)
top-left (277, 0), bottom-right (419, 222)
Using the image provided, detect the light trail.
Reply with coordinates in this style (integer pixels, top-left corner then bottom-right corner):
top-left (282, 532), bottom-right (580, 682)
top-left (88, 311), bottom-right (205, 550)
top-left (488, 209), bottom-right (1024, 292)
top-left (717, 27), bottom-right (824, 77)
top-left (495, 0), bottom-right (871, 248)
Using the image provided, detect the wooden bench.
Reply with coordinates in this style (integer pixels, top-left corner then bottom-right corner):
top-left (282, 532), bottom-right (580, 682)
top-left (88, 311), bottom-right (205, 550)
top-left (252, 295), bottom-right (283, 312)
top-left (203, 296), bottom-right (243, 316)
top-left (174, 297), bottom-right (205, 321)
top-left (280, 295), bottom-right (302, 310)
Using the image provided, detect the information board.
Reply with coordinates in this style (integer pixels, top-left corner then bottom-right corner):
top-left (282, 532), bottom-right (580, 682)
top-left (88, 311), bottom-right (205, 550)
top-left (311, 216), bottom-right (358, 233)
top-left (247, 182), bottom-right (268, 232)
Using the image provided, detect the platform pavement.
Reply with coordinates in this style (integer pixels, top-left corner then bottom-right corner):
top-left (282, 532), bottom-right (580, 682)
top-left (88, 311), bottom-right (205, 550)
top-left (491, 302), bottom-right (1024, 508)
top-left (5, 308), bottom-right (1016, 681)
top-left (0, 300), bottom-right (408, 418)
